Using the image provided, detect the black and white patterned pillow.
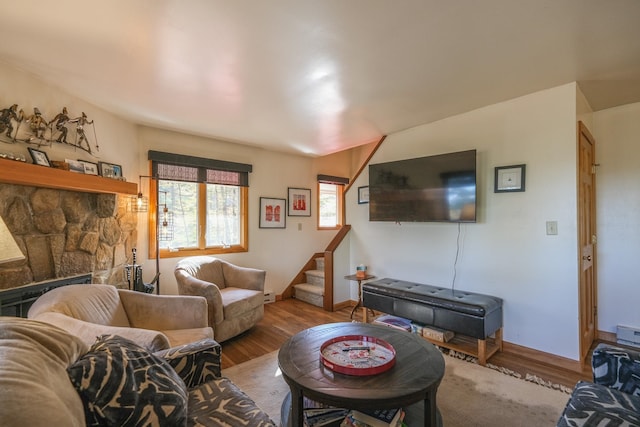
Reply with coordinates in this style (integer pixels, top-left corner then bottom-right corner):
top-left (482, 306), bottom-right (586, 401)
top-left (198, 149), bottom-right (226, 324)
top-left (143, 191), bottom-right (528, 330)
top-left (67, 334), bottom-right (188, 427)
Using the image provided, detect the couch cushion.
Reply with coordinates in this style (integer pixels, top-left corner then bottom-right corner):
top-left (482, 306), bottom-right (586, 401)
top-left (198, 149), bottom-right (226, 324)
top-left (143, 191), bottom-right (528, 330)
top-left (221, 287), bottom-right (264, 318)
top-left (28, 284), bottom-right (131, 327)
top-left (557, 380), bottom-right (640, 426)
top-left (68, 334), bottom-right (188, 427)
top-left (0, 317), bottom-right (88, 427)
top-left (188, 377), bottom-right (276, 426)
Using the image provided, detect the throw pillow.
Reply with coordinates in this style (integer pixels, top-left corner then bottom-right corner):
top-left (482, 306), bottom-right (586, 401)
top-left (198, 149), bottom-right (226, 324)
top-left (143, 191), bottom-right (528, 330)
top-left (67, 334), bottom-right (188, 427)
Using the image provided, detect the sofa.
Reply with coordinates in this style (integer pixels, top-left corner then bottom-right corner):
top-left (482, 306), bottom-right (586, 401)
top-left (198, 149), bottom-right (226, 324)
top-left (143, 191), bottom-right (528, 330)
top-left (0, 316), bottom-right (276, 427)
top-left (175, 256), bottom-right (266, 342)
top-left (557, 343), bottom-right (640, 426)
top-left (28, 283), bottom-right (213, 352)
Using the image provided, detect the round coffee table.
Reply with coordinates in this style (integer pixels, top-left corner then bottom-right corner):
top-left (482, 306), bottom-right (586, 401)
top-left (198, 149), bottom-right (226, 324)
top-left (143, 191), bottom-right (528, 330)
top-left (278, 322), bottom-right (445, 427)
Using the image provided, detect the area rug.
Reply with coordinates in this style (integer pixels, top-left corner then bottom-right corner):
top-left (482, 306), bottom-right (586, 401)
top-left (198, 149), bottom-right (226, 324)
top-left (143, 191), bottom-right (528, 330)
top-left (224, 351), bottom-right (569, 426)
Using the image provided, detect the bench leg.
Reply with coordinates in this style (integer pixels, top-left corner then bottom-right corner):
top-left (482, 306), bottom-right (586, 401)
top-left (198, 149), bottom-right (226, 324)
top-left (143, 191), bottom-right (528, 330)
top-left (495, 327), bottom-right (503, 352)
top-left (478, 339), bottom-right (487, 366)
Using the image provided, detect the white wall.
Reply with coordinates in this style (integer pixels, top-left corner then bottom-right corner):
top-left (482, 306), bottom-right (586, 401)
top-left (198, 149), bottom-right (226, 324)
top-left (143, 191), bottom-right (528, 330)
top-left (0, 62), bottom-right (138, 180)
top-left (136, 126), bottom-right (344, 295)
top-left (346, 83), bottom-right (582, 359)
top-left (593, 102), bottom-right (640, 334)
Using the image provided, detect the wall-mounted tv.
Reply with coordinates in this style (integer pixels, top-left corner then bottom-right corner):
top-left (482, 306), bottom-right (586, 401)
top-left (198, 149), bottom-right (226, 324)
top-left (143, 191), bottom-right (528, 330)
top-left (369, 149), bottom-right (477, 223)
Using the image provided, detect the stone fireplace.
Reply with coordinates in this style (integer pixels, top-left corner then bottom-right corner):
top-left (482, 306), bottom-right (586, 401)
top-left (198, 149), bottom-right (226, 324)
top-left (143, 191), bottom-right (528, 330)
top-left (0, 183), bottom-right (137, 293)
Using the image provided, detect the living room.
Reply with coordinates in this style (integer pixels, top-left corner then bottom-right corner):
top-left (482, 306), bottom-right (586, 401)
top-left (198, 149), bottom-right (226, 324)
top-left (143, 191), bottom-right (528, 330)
top-left (1, 2), bottom-right (640, 424)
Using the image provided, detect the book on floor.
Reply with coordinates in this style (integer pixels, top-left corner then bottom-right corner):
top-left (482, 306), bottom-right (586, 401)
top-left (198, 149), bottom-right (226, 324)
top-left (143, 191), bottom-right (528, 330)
top-left (304, 407), bottom-right (350, 427)
top-left (350, 407), bottom-right (404, 427)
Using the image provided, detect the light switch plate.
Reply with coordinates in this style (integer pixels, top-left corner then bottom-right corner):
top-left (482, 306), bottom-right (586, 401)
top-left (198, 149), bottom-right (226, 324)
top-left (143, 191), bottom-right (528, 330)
top-left (546, 221), bottom-right (558, 235)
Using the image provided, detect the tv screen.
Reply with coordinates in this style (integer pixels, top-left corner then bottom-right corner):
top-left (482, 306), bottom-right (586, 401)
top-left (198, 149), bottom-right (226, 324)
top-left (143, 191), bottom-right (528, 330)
top-left (369, 149), bottom-right (476, 223)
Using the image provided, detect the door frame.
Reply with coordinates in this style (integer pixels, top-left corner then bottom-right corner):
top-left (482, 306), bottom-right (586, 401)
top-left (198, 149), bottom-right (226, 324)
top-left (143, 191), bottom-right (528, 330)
top-left (577, 121), bottom-right (598, 364)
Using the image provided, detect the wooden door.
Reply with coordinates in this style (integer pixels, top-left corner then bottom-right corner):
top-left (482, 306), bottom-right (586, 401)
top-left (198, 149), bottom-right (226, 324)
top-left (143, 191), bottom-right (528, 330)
top-left (578, 121), bottom-right (597, 364)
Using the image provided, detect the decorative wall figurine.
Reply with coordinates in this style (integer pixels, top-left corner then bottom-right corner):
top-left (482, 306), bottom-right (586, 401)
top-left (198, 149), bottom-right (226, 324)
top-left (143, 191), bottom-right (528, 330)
top-left (0, 101), bottom-right (101, 155)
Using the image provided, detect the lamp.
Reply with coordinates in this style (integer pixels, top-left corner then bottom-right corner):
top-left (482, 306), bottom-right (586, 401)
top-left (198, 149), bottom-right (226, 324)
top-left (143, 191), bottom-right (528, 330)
top-left (158, 191), bottom-right (174, 241)
top-left (129, 176), bottom-right (149, 213)
top-left (0, 216), bottom-right (25, 264)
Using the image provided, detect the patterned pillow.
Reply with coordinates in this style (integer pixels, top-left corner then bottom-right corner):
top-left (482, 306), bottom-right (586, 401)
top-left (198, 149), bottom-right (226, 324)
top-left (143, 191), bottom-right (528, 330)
top-left (67, 334), bottom-right (188, 427)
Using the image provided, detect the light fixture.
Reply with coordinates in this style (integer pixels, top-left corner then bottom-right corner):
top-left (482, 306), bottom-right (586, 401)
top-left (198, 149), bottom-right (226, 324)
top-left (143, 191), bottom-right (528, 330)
top-left (129, 176), bottom-right (149, 213)
top-left (0, 216), bottom-right (25, 264)
top-left (158, 191), bottom-right (174, 241)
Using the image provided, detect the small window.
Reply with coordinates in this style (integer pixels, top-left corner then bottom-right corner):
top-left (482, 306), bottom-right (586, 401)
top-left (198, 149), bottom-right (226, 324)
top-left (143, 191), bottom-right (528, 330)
top-left (317, 175), bottom-right (348, 229)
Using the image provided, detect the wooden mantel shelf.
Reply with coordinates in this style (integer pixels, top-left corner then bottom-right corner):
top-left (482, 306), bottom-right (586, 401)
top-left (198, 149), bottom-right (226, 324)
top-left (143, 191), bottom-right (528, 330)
top-left (0, 158), bottom-right (137, 195)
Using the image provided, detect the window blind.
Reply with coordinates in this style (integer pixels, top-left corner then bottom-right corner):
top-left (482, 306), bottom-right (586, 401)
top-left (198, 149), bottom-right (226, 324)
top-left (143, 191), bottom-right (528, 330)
top-left (149, 150), bottom-right (251, 186)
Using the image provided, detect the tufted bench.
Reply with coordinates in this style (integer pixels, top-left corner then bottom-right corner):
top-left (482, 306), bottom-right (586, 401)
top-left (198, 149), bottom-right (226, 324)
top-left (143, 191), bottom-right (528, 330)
top-left (362, 278), bottom-right (503, 365)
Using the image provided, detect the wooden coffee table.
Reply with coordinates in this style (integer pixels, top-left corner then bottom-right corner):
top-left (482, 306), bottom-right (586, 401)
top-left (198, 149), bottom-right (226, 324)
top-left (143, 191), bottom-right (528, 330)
top-left (278, 322), bottom-right (445, 427)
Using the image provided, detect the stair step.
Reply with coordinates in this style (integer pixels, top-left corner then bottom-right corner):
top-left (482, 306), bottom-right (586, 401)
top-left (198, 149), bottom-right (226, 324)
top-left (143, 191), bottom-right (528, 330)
top-left (315, 257), bottom-right (325, 270)
top-left (304, 270), bottom-right (324, 287)
top-left (294, 283), bottom-right (324, 307)
top-left (294, 283), bottom-right (324, 295)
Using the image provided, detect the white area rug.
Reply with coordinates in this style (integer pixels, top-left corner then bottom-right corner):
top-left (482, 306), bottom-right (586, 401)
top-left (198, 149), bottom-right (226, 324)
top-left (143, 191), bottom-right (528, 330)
top-left (224, 351), bottom-right (570, 426)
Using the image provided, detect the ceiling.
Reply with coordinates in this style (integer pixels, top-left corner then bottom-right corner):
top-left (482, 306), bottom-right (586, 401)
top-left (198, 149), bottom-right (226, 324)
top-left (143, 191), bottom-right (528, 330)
top-left (1, 1), bottom-right (639, 157)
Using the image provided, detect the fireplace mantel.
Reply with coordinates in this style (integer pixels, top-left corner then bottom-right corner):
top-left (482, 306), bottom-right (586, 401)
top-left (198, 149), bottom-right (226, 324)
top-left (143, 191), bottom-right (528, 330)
top-left (0, 158), bottom-right (137, 195)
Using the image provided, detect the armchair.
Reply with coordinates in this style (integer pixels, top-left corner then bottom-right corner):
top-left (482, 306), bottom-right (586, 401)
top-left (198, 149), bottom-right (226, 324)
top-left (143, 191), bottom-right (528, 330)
top-left (557, 343), bottom-right (640, 426)
top-left (174, 256), bottom-right (266, 342)
top-left (28, 283), bottom-right (213, 351)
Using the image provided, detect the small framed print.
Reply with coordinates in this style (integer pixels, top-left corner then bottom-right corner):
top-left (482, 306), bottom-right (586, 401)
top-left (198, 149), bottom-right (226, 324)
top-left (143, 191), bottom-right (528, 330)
top-left (65, 159), bottom-right (85, 173)
top-left (27, 147), bottom-right (51, 167)
top-left (259, 197), bottom-right (286, 228)
top-left (98, 161), bottom-right (123, 179)
top-left (77, 160), bottom-right (99, 175)
top-left (358, 186), bottom-right (369, 204)
top-left (288, 187), bottom-right (311, 216)
top-left (495, 164), bottom-right (526, 193)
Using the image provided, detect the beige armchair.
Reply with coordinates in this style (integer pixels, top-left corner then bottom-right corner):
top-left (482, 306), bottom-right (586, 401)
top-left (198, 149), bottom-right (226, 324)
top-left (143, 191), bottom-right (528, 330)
top-left (174, 256), bottom-right (266, 342)
top-left (27, 283), bottom-right (213, 352)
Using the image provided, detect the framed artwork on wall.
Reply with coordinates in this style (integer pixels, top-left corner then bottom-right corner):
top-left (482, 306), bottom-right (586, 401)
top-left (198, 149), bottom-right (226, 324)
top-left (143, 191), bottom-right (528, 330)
top-left (77, 160), bottom-right (99, 175)
top-left (494, 164), bottom-right (526, 193)
top-left (358, 186), bottom-right (369, 204)
top-left (259, 197), bottom-right (286, 228)
top-left (288, 187), bottom-right (311, 216)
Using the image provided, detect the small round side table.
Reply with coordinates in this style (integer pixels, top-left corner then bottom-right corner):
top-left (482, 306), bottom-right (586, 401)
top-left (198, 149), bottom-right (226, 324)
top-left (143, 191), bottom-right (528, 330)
top-left (344, 274), bottom-right (376, 321)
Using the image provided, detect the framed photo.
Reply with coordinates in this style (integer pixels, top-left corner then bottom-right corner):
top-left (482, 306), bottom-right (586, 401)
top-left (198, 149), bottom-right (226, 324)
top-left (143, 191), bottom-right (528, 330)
top-left (27, 147), bottom-right (51, 167)
top-left (358, 186), bottom-right (369, 204)
top-left (495, 164), bottom-right (526, 193)
top-left (65, 159), bottom-right (85, 174)
top-left (288, 187), bottom-right (311, 216)
top-left (259, 197), bottom-right (286, 228)
top-left (98, 161), bottom-right (123, 179)
top-left (77, 159), bottom-right (99, 175)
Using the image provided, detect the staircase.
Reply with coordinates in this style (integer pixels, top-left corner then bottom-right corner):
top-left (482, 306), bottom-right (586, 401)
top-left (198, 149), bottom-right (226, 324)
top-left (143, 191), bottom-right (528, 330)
top-left (293, 256), bottom-right (325, 307)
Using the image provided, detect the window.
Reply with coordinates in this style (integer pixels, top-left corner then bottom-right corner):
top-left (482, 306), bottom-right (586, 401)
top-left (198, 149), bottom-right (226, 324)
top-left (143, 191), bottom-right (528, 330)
top-left (317, 175), bottom-right (348, 229)
top-left (148, 151), bottom-right (250, 258)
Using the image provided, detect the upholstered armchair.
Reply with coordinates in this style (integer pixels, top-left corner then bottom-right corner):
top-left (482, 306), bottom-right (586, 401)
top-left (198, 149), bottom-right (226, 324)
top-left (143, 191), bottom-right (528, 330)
top-left (174, 256), bottom-right (266, 342)
top-left (28, 283), bottom-right (213, 352)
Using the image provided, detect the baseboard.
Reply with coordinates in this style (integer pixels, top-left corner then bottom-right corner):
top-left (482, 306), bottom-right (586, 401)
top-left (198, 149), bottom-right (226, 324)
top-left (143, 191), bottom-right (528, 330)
top-left (597, 330), bottom-right (616, 343)
top-left (333, 300), bottom-right (355, 311)
top-left (502, 341), bottom-right (583, 373)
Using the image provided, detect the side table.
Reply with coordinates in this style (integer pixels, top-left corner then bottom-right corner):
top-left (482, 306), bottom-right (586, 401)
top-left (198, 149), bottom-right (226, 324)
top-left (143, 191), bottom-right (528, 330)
top-left (344, 274), bottom-right (376, 321)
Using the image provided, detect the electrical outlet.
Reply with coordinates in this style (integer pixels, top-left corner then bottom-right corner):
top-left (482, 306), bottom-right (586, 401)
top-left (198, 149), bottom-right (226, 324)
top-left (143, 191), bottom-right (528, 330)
top-left (546, 221), bottom-right (558, 235)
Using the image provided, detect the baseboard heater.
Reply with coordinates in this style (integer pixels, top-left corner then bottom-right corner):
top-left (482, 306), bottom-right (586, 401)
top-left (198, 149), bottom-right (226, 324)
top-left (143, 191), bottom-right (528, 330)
top-left (616, 324), bottom-right (640, 349)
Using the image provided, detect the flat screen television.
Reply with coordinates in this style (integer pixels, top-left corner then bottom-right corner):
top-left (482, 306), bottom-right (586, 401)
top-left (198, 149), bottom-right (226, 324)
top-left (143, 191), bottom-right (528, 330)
top-left (369, 149), bottom-right (477, 223)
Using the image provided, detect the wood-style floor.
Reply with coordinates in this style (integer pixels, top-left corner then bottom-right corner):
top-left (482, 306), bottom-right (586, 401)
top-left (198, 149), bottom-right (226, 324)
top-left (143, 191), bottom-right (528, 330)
top-left (220, 298), bottom-right (595, 390)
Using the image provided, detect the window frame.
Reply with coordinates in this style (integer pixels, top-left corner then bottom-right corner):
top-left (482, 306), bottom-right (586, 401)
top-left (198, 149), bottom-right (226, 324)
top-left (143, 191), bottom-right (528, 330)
top-left (317, 181), bottom-right (345, 230)
top-left (146, 151), bottom-right (251, 259)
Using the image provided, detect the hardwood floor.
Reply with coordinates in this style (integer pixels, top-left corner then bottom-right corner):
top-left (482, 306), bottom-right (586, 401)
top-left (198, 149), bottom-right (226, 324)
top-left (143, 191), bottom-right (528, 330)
top-left (220, 298), bottom-right (595, 390)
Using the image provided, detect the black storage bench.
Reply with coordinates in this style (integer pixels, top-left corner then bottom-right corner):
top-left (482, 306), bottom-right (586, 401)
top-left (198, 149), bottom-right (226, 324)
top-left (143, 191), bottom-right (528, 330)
top-left (362, 278), bottom-right (503, 365)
